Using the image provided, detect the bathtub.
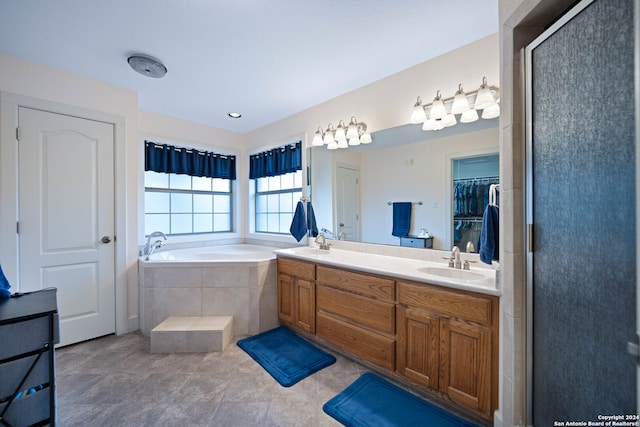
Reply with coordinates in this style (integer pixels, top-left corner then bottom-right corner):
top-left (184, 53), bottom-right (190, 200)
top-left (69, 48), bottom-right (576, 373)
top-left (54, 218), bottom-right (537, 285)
top-left (146, 244), bottom-right (279, 262)
top-left (139, 244), bottom-right (280, 336)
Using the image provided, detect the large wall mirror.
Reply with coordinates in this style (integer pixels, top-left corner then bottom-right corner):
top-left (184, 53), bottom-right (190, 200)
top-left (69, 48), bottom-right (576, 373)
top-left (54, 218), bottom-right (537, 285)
top-left (308, 118), bottom-right (499, 252)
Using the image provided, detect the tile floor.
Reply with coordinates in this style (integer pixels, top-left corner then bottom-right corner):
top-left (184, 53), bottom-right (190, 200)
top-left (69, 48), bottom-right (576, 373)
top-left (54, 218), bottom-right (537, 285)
top-left (55, 332), bottom-right (360, 426)
top-left (55, 331), bottom-right (485, 427)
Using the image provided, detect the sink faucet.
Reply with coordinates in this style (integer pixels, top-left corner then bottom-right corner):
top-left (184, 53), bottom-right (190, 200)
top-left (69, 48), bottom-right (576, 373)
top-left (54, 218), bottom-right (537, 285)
top-left (450, 246), bottom-right (461, 269)
top-left (315, 234), bottom-right (331, 250)
top-left (145, 231), bottom-right (167, 260)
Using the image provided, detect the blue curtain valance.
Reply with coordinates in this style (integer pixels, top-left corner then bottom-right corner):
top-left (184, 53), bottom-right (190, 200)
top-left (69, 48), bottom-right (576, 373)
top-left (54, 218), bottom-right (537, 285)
top-left (145, 141), bottom-right (236, 180)
top-left (249, 141), bottom-right (302, 179)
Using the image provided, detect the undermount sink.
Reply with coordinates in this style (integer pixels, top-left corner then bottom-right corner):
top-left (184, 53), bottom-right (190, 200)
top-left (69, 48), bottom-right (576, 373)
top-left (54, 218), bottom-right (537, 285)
top-left (418, 266), bottom-right (491, 283)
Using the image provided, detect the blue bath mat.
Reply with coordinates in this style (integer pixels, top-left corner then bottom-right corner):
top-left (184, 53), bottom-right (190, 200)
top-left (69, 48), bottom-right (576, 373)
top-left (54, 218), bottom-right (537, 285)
top-left (323, 373), bottom-right (479, 427)
top-left (237, 326), bottom-right (336, 387)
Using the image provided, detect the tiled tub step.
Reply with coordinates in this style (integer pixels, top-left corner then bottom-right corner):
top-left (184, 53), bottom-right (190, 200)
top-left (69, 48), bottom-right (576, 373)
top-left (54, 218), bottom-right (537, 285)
top-left (150, 316), bottom-right (233, 353)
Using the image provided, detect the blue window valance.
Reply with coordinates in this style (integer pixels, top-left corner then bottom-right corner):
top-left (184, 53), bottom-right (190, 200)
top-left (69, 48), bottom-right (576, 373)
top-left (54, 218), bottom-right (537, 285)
top-left (249, 141), bottom-right (302, 179)
top-left (145, 141), bottom-right (236, 180)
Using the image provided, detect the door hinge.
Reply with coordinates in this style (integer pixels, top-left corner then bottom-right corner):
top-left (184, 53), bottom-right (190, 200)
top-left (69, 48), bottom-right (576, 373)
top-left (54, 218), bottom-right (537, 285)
top-left (528, 223), bottom-right (534, 253)
top-left (16, 127), bottom-right (20, 141)
top-left (16, 221), bottom-right (19, 234)
top-left (627, 333), bottom-right (640, 364)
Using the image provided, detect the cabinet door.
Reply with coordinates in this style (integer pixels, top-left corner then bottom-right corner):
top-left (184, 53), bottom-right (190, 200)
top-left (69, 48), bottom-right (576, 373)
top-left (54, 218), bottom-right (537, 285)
top-left (294, 279), bottom-right (315, 334)
top-left (440, 318), bottom-right (492, 417)
top-left (396, 306), bottom-right (439, 390)
top-left (277, 273), bottom-right (295, 325)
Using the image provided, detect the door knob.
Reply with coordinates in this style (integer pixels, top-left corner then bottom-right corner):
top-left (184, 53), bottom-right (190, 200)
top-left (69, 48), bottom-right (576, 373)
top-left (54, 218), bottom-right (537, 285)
top-left (101, 236), bottom-right (112, 244)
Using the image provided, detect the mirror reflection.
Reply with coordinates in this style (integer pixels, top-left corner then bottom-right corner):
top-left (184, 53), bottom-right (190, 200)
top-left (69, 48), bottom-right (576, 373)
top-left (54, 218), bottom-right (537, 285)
top-left (309, 119), bottom-right (499, 251)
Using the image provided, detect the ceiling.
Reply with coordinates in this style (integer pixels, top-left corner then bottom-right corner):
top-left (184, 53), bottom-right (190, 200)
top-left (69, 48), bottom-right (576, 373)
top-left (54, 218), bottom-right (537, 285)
top-left (0, 1), bottom-right (498, 134)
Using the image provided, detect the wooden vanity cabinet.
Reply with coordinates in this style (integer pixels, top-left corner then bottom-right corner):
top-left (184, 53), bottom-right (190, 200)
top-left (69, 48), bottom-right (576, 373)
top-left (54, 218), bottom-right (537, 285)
top-left (277, 258), bottom-right (316, 334)
top-left (396, 280), bottom-right (498, 420)
top-left (275, 256), bottom-right (498, 422)
top-left (315, 265), bottom-right (396, 371)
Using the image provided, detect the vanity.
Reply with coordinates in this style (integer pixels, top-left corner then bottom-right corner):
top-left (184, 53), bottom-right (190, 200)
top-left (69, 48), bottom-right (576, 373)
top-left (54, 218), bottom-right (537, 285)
top-left (274, 246), bottom-right (499, 422)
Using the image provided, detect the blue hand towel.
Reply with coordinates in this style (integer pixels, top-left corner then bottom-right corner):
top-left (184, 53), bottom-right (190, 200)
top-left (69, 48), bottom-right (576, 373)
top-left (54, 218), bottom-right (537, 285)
top-left (392, 202), bottom-right (412, 237)
top-left (290, 201), bottom-right (308, 242)
top-left (479, 204), bottom-right (499, 264)
top-left (0, 263), bottom-right (12, 298)
top-left (307, 202), bottom-right (318, 238)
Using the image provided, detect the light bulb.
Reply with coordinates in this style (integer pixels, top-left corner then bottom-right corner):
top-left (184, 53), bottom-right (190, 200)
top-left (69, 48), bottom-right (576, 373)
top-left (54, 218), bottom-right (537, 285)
top-left (460, 109), bottom-right (479, 123)
top-left (346, 117), bottom-right (359, 140)
top-left (429, 92), bottom-right (446, 120)
top-left (410, 97), bottom-right (427, 124)
top-left (481, 103), bottom-right (500, 119)
top-left (323, 124), bottom-right (335, 145)
top-left (312, 128), bottom-right (324, 146)
top-left (474, 77), bottom-right (496, 110)
top-left (422, 118), bottom-right (436, 131)
top-left (443, 113), bottom-right (457, 127)
top-left (451, 85), bottom-right (470, 115)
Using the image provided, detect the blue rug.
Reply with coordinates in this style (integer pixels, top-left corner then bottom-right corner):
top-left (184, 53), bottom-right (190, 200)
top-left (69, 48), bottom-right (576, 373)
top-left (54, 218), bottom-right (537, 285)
top-left (323, 373), bottom-right (479, 427)
top-left (236, 326), bottom-right (336, 387)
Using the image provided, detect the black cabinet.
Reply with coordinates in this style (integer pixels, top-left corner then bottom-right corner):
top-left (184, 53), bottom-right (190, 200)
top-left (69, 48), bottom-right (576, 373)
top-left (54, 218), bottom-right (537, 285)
top-left (0, 289), bottom-right (59, 427)
top-left (399, 236), bottom-right (433, 248)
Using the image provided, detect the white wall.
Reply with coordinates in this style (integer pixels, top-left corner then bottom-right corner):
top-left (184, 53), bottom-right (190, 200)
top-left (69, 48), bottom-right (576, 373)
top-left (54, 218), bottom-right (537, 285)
top-left (245, 33), bottom-right (499, 150)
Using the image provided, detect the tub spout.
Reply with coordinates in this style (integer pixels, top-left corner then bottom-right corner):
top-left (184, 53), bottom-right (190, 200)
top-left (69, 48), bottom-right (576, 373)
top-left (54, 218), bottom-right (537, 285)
top-left (145, 231), bottom-right (167, 260)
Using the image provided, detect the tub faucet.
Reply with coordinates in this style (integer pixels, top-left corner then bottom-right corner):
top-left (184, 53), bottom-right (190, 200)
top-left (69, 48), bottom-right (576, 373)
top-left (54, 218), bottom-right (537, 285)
top-left (449, 246), bottom-right (461, 269)
top-left (145, 231), bottom-right (167, 260)
top-left (315, 234), bottom-right (330, 250)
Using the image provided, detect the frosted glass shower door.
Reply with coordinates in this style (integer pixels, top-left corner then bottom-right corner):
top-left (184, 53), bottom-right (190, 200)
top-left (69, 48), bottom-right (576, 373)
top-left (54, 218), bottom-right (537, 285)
top-left (527, 0), bottom-right (637, 424)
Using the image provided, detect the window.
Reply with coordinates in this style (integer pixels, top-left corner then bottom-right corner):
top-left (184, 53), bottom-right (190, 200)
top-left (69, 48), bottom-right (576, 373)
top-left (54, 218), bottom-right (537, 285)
top-left (254, 170), bottom-right (302, 234)
top-left (145, 171), bottom-right (232, 236)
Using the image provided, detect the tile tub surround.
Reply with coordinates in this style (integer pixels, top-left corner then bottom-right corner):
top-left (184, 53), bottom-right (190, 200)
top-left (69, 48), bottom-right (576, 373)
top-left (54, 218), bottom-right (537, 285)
top-left (139, 258), bottom-right (278, 336)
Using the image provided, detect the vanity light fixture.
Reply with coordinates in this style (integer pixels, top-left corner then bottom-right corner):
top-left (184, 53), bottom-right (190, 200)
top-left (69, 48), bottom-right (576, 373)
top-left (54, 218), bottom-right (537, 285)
top-left (411, 77), bottom-right (500, 131)
top-left (312, 117), bottom-right (372, 150)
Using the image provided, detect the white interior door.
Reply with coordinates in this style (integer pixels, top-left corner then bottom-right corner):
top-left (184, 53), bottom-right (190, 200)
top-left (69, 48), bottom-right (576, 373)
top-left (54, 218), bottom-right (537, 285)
top-left (18, 107), bottom-right (115, 346)
top-left (335, 164), bottom-right (359, 241)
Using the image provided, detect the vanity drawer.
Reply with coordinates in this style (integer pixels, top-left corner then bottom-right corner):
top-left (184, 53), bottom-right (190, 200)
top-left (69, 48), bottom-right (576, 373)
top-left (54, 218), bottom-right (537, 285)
top-left (317, 284), bottom-right (395, 335)
top-left (397, 281), bottom-right (494, 326)
top-left (317, 312), bottom-right (395, 371)
top-left (316, 265), bottom-right (395, 302)
top-left (277, 258), bottom-right (315, 281)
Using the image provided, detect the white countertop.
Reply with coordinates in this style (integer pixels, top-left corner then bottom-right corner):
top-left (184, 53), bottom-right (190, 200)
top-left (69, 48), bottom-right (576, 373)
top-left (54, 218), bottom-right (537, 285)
top-left (274, 246), bottom-right (500, 296)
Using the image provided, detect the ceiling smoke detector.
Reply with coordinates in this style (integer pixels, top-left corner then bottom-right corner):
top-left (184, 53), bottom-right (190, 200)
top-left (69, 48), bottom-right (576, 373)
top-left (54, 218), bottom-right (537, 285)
top-left (127, 54), bottom-right (167, 78)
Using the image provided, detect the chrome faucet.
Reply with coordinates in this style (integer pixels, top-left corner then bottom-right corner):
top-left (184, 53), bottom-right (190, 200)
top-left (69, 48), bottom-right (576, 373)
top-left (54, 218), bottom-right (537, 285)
top-left (450, 246), bottom-right (461, 269)
top-left (145, 231), bottom-right (167, 260)
top-left (315, 234), bottom-right (331, 250)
